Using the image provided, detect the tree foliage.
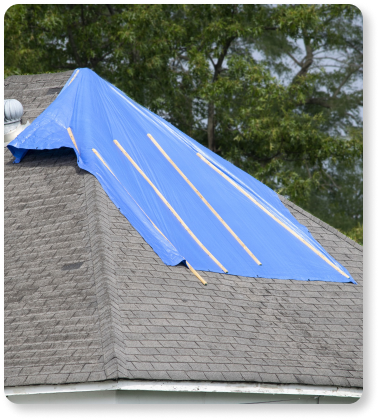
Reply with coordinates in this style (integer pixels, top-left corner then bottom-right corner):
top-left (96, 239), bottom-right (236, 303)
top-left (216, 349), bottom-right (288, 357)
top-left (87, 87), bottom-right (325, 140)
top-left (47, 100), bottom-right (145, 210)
top-left (4, 4), bottom-right (363, 243)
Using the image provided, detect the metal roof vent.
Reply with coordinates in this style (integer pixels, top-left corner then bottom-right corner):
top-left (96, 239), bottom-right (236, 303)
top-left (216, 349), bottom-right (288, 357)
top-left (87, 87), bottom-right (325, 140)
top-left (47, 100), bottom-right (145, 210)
top-left (4, 99), bottom-right (30, 144)
top-left (5, 98), bottom-right (23, 121)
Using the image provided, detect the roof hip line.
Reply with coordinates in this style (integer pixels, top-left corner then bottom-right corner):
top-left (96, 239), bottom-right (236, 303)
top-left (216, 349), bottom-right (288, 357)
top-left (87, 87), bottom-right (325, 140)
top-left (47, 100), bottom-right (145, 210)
top-left (83, 171), bottom-right (130, 380)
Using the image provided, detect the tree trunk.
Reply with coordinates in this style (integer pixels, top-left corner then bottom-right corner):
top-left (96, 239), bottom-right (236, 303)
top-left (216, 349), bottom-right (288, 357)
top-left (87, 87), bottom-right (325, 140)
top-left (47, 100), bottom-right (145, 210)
top-left (206, 36), bottom-right (236, 152)
top-left (207, 102), bottom-right (215, 152)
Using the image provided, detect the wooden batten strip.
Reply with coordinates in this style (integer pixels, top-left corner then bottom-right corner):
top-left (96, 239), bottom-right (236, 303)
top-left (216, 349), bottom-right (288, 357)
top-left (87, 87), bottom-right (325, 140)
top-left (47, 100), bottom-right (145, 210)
top-left (68, 69), bottom-right (79, 86)
top-left (147, 133), bottom-right (261, 266)
top-left (92, 147), bottom-right (207, 286)
top-left (186, 262), bottom-right (207, 286)
top-left (197, 153), bottom-right (350, 279)
top-left (92, 148), bottom-right (117, 178)
top-left (114, 139), bottom-right (228, 273)
top-left (67, 127), bottom-right (80, 154)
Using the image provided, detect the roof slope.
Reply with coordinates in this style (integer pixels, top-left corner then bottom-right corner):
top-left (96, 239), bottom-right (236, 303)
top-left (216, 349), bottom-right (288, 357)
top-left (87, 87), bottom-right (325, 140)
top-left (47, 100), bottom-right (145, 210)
top-left (4, 72), bottom-right (363, 389)
top-left (7, 68), bottom-right (354, 282)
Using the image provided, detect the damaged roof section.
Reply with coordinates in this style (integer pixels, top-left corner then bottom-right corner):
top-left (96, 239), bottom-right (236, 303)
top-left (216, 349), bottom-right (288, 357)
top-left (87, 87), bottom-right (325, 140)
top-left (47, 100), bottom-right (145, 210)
top-left (4, 71), bottom-right (363, 390)
top-left (7, 68), bottom-right (355, 283)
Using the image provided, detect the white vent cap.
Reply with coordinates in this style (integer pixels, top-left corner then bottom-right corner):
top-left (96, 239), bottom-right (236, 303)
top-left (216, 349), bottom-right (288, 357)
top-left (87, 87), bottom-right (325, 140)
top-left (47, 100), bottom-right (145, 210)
top-left (4, 99), bottom-right (23, 124)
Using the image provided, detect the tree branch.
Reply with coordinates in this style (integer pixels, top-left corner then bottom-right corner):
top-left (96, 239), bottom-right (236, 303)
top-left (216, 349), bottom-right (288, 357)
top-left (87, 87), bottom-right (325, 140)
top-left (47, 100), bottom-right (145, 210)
top-left (106, 4), bottom-right (115, 15)
top-left (305, 97), bottom-right (331, 108)
top-left (209, 55), bottom-right (215, 69)
top-left (67, 27), bottom-right (86, 67)
top-left (213, 36), bottom-right (236, 81)
top-left (296, 43), bottom-right (313, 78)
top-left (286, 52), bottom-right (302, 68)
top-left (345, 40), bottom-right (363, 57)
top-left (81, 5), bottom-right (85, 26)
top-left (321, 169), bottom-right (339, 190)
top-left (332, 64), bottom-right (363, 99)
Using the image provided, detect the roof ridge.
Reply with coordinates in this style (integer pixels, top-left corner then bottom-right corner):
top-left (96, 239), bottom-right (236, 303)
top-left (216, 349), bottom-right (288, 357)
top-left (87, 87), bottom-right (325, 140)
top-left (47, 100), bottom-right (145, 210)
top-left (83, 171), bottom-right (130, 380)
top-left (278, 194), bottom-right (363, 252)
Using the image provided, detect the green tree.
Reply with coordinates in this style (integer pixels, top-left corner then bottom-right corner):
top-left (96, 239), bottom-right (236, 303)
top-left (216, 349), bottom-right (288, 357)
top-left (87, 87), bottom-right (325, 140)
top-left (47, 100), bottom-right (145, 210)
top-left (260, 5), bottom-right (363, 241)
top-left (5, 5), bottom-right (122, 76)
top-left (163, 4), bottom-right (363, 241)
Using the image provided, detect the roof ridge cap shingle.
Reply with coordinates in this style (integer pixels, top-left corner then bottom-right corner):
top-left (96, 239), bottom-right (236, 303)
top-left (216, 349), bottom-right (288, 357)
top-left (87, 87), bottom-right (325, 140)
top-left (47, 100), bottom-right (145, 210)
top-left (83, 171), bottom-right (130, 380)
top-left (278, 194), bottom-right (363, 252)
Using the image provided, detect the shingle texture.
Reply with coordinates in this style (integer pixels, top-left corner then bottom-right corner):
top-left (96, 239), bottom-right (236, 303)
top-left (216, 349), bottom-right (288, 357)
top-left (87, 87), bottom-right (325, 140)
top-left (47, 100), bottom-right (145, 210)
top-left (4, 71), bottom-right (73, 124)
top-left (4, 72), bottom-right (363, 390)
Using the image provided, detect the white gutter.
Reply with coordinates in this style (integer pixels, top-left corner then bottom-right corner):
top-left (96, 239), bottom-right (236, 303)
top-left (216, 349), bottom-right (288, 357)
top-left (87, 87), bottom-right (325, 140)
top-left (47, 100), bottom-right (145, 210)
top-left (4, 380), bottom-right (362, 399)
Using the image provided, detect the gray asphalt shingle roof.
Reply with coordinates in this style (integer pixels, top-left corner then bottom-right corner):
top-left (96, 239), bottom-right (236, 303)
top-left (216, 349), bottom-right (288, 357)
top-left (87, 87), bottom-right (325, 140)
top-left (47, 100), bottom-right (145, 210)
top-left (4, 71), bottom-right (363, 389)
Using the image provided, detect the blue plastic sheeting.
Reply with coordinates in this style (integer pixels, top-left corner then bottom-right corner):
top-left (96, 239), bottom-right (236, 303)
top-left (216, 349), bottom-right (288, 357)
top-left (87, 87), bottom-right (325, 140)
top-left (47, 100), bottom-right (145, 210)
top-left (8, 68), bottom-right (355, 283)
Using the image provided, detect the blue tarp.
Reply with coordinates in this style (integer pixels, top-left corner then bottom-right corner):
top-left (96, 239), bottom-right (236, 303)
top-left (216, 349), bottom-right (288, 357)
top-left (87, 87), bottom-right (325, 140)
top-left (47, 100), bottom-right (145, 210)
top-left (8, 68), bottom-right (355, 283)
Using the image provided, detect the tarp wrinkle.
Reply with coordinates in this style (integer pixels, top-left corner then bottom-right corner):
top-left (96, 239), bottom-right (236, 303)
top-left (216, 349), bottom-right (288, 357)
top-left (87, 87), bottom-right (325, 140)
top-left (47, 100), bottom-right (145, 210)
top-left (7, 68), bottom-right (355, 283)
